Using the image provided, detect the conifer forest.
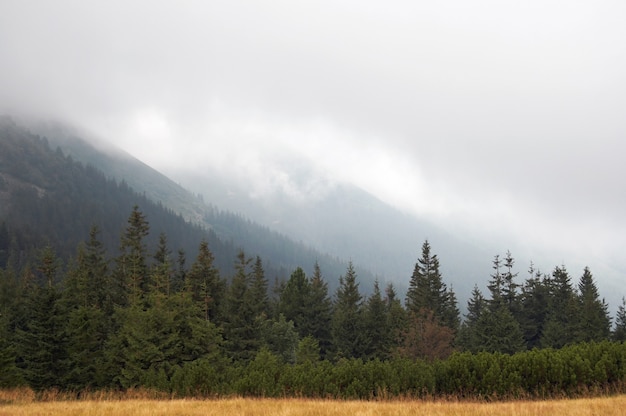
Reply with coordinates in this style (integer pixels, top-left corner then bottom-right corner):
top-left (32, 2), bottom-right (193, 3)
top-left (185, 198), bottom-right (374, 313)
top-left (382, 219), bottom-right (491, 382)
top-left (1, 121), bottom-right (626, 400)
top-left (2, 206), bottom-right (626, 399)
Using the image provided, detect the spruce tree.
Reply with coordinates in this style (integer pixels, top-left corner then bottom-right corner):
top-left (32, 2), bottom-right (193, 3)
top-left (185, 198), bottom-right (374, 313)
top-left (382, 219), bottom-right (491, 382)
top-left (384, 283), bottom-right (407, 354)
top-left (363, 280), bottom-right (390, 360)
top-left (222, 250), bottom-right (259, 362)
top-left (478, 254), bottom-right (525, 354)
top-left (185, 240), bottom-right (223, 322)
top-left (331, 261), bottom-right (366, 359)
top-left (116, 206), bottom-right (150, 307)
top-left (458, 285), bottom-right (486, 353)
top-left (305, 262), bottom-right (333, 359)
top-left (249, 256), bottom-right (269, 320)
top-left (540, 265), bottom-right (580, 348)
top-left (405, 240), bottom-right (458, 329)
top-left (577, 267), bottom-right (611, 342)
top-left (277, 267), bottom-right (311, 337)
top-left (518, 266), bottom-right (551, 350)
top-left (150, 232), bottom-right (172, 301)
top-left (613, 297), bottom-right (626, 342)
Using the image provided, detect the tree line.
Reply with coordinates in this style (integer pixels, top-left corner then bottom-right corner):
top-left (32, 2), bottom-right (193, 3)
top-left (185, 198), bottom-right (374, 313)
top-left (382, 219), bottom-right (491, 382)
top-left (1, 206), bottom-right (626, 398)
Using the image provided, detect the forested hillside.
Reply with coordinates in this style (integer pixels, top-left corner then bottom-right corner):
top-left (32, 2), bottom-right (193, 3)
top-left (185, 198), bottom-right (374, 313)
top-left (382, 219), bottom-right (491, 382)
top-left (2, 115), bottom-right (626, 399)
top-left (0, 116), bottom-right (358, 283)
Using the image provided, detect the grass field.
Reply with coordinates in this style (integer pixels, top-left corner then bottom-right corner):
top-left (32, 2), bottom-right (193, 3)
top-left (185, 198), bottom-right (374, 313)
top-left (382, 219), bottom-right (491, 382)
top-left (2, 394), bottom-right (626, 416)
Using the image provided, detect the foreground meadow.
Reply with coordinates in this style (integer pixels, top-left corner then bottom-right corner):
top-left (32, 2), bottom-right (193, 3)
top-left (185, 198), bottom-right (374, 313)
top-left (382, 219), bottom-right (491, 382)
top-left (2, 395), bottom-right (626, 416)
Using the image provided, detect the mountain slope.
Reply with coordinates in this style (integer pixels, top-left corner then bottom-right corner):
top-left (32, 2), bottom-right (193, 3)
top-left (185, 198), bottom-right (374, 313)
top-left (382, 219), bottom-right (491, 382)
top-left (0, 116), bottom-right (367, 287)
top-left (171, 164), bottom-right (493, 302)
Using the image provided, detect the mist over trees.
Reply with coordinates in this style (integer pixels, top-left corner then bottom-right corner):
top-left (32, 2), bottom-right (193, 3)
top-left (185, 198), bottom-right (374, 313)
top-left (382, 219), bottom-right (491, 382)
top-left (1, 205), bottom-right (625, 397)
top-left (2, 116), bottom-right (626, 399)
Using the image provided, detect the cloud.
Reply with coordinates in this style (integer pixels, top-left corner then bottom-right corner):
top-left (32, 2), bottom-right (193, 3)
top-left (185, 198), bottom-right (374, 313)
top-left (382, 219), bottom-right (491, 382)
top-left (1, 0), bottom-right (626, 290)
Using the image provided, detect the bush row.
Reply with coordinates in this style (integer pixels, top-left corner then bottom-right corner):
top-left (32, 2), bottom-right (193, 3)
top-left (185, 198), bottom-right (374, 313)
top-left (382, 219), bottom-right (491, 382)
top-left (149, 341), bottom-right (626, 400)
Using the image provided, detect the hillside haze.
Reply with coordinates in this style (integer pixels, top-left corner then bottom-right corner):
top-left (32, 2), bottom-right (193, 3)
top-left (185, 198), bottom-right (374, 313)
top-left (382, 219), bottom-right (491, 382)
top-left (0, 116), bottom-right (363, 289)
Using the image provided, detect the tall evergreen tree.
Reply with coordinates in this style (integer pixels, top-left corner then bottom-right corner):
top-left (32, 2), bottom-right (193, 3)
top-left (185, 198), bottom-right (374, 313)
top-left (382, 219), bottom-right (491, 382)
top-left (305, 262), bottom-right (333, 359)
top-left (331, 261), bottom-right (366, 359)
top-left (363, 280), bottom-right (391, 360)
top-left (613, 297), bottom-right (626, 342)
top-left (478, 254), bottom-right (525, 354)
top-left (518, 265), bottom-right (551, 349)
top-left (384, 283), bottom-right (407, 354)
top-left (115, 206), bottom-right (150, 306)
top-left (577, 267), bottom-right (611, 342)
top-left (15, 279), bottom-right (67, 390)
top-left (458, 285), bottom-right (486, 353)
top-left (405, 240), bottom-right (458, 330)
top-left (222, 250), bottom-right (259, 362)
top-left (501, 251), bottom-right (520, 317)
top-left (185, 240), bottom-right (223, 322)
top-left (249, 256), bottom-right (269, 320)
top-left (277, 267), bottom-right (311, 337)
top-left (540, 265), bottom-right (580, 348)
top-left (150, 232), bottom-right (172, 301)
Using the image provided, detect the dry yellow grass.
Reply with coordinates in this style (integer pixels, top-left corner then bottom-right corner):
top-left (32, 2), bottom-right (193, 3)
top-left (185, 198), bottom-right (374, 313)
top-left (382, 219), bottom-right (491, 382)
top-left (1, 395), bottom-right (626, 416)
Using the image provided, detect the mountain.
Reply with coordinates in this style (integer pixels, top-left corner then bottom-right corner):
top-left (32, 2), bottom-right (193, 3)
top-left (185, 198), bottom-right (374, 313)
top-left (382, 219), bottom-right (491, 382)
top-left (0, 116), bottom-right (367, 288)
top-left (168, 164), bottom-right (494, 303)
top-left (19, 115), bottom-right (496, 305)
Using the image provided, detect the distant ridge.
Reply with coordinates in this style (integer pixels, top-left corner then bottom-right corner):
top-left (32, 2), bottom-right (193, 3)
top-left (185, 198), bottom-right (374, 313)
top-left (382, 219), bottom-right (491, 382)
top-left (0, 115), bottom-right (370, 287)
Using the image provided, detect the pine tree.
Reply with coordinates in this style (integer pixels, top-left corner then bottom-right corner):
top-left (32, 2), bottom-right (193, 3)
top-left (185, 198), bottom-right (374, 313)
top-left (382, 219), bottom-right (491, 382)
top-left (458, 285), bottom-right (486, 353)
top-left (0, 314), bottom-right (22, 387)
top-left (577, 267), bottom-right (611, 342)
top-left (487, 254), bottom-right (504, 309)
top-left (249, 256), bottom-right (269, 320)
top-left (305, 262), bottom-right (333, 359)
top-left (15, 283), bottom-right (67, 390)
top-left (475, 304), bottom-right (525, 354)
top-left (116, 206), bottom-right (150, 307)
top-left (613, 297), bottom-right (626, 342)
top-left (363, 280), bottom-right (390, 360)
top-left (540, 265), bottom-right (580, 348)
top-left (277, 267), bottom-right (311, 337)
top-left (150, 232), bottom-right (172, 301)
top-left (406, 240), bottom-right (444, 315)
top-left (518, 266), bottom-right (551, 349)
top-left (405, 240), bottom-right (458, 329)
top-left (501, 251), bottom-right (520, 317)
top-left (384, 283), bottom-right (407, 354)
top-left (478, 254), bottom-right (525, 354)
top-left (222, 250), bottom-right (259, 362)
top-left (331, 261), bottom-right (366, 359)
top-left (185, 240), bottom-right (223, 322)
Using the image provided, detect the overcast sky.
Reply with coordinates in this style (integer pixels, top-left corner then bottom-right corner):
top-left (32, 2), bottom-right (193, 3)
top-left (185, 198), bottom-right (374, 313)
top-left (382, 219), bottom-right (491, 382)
top-left (2, 1), bottom-right (626, 291)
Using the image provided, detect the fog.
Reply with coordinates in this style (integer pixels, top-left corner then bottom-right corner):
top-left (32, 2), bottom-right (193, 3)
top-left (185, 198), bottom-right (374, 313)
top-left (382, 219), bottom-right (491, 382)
top-left (2, 1), bottom-right (626, 301)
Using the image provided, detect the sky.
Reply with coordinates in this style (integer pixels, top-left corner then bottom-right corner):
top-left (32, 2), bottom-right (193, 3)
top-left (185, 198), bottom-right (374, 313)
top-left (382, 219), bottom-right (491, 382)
top-left (1, 1), bottom-right (626, 296)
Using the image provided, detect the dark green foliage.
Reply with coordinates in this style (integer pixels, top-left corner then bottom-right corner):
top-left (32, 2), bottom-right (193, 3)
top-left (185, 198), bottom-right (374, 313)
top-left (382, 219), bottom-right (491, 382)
top-left (0, 314), bottom-right (23, 387)
top-left (331, 262), bottom-right (366, 359)
top-left (518, 265), bottom-right (551, 350)
top-left (14, 284), bottom-right (67, 391)
top-left (185, 240), bottom-right (223, 322)
top-left (577, 267), bottom-right (611, 342)
top-left (405, 241), bottom-right (459, 331)
top-left (261, 314), bottom-right (299, 364)
top-left (363, 281), bottom-right (392, 360)
top-left (3, 117), bottom-right (626, 398)
top-left (613, 298), bottom-right (626, 342)
top-left (540, 266), bottom-right (581, 348)
top-left (222, 250), bottom-right (260, 362)
top-left (277, 267), bottom-right (311, 334)
top-left (306, 262), bottom-right (333, 359)
top-left (116, 206), bottom-right (150, 306)
top-left (458, 285), bottom-right (487, 353)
